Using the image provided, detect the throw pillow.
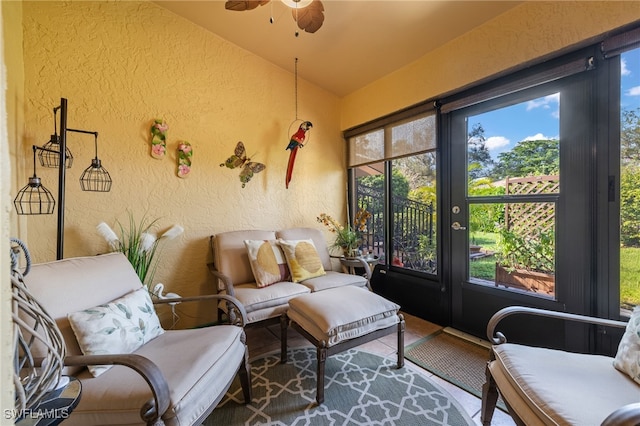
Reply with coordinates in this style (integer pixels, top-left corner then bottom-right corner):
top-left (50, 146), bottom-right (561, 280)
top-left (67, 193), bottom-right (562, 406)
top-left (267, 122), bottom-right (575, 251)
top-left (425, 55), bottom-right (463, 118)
top-left (278, 238), bottom-right (326, 282)
top-left (68, 287), bottom-right (164, 377)
top-left (244, 239), bottom-right (290, 287)
top-left (613, 305), bottom-right (640, 384)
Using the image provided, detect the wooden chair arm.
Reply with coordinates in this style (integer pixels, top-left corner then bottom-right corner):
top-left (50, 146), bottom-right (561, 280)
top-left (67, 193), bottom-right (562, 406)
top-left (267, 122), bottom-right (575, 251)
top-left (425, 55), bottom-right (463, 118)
top-left (487, 306), bottom-right (628, 345)
top-left (153, 294), bottom-right (248, 326)
top-left (601, 402), bottom-right (640, 426)
top-left (206, 262), bottom-right (237, 298)
top-left (64, 354), bottom-right (170, 426)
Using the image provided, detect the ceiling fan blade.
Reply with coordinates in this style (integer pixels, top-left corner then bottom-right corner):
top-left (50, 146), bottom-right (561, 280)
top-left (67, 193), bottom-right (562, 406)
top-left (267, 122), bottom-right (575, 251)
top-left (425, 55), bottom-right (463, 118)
top-left (225, 0), bottom-right (270, 12)
top-left (292, 0), bottom-right (324, 33)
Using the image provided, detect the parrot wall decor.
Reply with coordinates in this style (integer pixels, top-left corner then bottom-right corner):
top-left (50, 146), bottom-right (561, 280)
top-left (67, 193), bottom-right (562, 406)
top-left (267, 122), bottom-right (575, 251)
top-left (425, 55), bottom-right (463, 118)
top-left (220, 141), bottom-right (266, 188)
top-left (285, 120), bottom-right (312, 189)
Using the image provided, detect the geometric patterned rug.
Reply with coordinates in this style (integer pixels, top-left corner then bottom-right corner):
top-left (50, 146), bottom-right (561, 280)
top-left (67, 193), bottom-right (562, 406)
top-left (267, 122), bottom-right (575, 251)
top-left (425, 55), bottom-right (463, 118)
top-left (204, 346), bottom-right (474, 425)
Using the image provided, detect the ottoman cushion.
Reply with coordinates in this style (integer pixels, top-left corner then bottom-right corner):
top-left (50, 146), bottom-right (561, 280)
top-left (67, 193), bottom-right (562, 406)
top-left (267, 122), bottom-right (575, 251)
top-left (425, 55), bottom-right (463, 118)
top-left (288, 286), bottom-right (400, 347)
top-left (300, 271), bottom-right (368, 292)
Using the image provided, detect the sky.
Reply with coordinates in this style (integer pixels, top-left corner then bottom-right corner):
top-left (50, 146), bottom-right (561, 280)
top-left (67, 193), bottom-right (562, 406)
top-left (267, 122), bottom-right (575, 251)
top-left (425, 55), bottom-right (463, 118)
top-left (468, 48), bottom-right (640, 161)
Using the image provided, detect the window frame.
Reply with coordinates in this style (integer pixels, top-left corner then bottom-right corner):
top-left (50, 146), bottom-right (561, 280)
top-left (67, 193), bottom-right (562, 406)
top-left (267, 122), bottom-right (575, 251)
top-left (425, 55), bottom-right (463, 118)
top-left (346, 105), bottom-right (439, 278)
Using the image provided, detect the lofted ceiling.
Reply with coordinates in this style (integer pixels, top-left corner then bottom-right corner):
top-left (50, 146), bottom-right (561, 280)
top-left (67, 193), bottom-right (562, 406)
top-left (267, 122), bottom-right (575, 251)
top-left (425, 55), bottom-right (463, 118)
top-left (155, 1), bottom-right (523, 97)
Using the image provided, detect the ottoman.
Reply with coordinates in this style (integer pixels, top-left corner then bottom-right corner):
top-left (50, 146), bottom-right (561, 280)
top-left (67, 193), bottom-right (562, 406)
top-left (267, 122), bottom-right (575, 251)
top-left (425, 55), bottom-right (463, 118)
top-left (282, 286), bottom-right (405, 404)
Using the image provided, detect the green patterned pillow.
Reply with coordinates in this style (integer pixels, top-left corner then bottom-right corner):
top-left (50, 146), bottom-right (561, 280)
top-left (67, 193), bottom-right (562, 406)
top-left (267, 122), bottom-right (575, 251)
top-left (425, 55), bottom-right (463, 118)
top-left (68, 287), bottom-right (164, 377)
top-left (613, 306), bottom-right (640, 384)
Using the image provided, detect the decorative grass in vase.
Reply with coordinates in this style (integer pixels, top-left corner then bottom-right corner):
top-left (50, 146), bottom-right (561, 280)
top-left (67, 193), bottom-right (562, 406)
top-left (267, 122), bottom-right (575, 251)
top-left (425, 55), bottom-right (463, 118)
top-left (97, 214), bottom-right (183, 287)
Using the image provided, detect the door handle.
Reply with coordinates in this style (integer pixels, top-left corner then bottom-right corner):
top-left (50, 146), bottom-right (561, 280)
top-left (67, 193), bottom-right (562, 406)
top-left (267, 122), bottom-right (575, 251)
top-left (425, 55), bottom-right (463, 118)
top-left (451, 222), bottom-right (467, 231)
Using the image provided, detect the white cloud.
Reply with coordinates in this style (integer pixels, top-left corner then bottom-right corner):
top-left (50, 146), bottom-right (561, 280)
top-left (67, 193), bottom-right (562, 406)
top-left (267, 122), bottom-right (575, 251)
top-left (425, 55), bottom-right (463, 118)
top-left (485, 136), bottom-right (510, 150)
top-left (526, 93), bottom-right (560, 111)
top-left (622, 58), bottom-right (631, 76)
top-left (523, 133), bottom-right (555, 141)
top-left (627, 86), bottom-right (640, 96)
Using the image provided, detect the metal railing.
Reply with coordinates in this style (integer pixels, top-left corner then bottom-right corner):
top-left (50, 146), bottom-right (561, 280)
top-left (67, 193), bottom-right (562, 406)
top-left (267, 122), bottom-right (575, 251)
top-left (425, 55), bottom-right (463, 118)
top-left (356, 184), bottom-right (435, 272)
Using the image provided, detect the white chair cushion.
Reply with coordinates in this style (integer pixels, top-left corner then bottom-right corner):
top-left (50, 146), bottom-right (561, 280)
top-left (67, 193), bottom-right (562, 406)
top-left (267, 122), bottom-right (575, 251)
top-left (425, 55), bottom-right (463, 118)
top-left (232, 281), bottom-right (310, 313)
top-left (213, 230), bottom-right (277, 288)
top-left (65, 326), bottom-right (245, 426)
top-left (288, 286), bottom-right (400, 347)
top-left (23, 253), bottom-right (142, 374)
top-left (300, 270), bottom-right (367, 291)
top-left (492, 343), bottom-right (640, 425)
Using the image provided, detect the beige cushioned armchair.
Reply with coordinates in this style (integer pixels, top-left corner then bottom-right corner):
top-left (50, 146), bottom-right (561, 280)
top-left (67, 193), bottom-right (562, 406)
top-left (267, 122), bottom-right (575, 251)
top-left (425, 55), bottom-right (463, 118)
top-left (22, 252), bottom-right (252, 426)
top-left (481, 306), bottom-right (640, 426)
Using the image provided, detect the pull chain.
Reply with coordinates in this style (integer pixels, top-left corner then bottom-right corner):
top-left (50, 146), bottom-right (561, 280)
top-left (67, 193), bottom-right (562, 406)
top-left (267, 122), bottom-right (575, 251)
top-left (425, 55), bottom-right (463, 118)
top-left (295, 57), bottom-right (299, 121)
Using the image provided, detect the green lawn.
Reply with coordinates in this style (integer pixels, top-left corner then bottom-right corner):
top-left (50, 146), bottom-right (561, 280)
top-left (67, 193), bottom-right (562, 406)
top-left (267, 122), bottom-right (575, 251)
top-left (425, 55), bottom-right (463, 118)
top-left (468, 232), bottom-right (640, 308)
top-left (470, 231), bottom-right (498, 281)
top-left (621, 247), bottom-right (640, 309)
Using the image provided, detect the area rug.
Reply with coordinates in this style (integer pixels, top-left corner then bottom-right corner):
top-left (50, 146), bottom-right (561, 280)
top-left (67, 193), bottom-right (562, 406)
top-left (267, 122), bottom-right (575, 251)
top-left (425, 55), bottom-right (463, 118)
top-left (405, 328), bottom-right (506, 411)
top-left (204, 346), bottom-right (474, 426)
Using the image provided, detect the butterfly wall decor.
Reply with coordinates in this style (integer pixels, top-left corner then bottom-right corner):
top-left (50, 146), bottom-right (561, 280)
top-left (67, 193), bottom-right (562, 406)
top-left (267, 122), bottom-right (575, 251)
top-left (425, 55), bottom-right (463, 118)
top-left (220, 141), bottom-right (266, 188)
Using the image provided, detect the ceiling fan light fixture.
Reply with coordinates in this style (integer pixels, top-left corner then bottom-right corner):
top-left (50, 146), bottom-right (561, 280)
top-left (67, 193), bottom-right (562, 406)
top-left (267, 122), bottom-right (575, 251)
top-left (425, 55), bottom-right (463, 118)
top-left (282, 0), bottom-right (313, 9)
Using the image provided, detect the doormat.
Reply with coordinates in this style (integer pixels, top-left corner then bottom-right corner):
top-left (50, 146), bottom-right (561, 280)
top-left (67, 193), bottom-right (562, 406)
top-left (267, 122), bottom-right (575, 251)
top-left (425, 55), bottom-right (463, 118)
top-left (405, 328), bottom-right (506, 411)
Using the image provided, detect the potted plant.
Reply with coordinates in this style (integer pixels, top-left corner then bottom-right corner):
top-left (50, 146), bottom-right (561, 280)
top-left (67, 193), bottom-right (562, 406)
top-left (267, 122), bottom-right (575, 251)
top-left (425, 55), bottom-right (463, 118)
top-left (317, 210), bottom-right (371, 258)
top-left (494, 226), bottom-right (555, 294)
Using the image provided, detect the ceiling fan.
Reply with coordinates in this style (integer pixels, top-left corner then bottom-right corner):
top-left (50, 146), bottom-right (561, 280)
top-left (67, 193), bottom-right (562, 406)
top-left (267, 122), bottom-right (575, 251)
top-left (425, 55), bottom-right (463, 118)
top-left (225, 0), bottom-right (325, 34)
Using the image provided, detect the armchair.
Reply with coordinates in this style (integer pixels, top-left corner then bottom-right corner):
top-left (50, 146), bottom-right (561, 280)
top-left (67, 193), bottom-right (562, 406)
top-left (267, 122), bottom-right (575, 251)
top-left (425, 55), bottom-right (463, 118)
top-left (481, 306), bottom-right (640, 426)
top-left (18, 252), bottom-right (252, 426)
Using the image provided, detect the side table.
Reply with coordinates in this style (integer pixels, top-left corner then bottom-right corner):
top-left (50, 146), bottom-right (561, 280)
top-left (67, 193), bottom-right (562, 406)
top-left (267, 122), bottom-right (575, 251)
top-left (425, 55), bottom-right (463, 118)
top-left (337, 255), bottom-right (379, 289)
top-left (16, 377), bottom-right (82, 426)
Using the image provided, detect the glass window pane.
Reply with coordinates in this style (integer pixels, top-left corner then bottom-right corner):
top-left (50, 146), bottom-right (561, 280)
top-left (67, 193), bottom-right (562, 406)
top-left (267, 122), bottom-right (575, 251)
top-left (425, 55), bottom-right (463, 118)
top-left (469, 201), bottom-right (556, 299)
top-left (467, 95), bottom-right (560, 196)
top-left (620, 48), bottom-right (640, 312)
top-left (390, 153), bottom-right (437, 274)
top-left (354, 163), bottom-right (385, 263)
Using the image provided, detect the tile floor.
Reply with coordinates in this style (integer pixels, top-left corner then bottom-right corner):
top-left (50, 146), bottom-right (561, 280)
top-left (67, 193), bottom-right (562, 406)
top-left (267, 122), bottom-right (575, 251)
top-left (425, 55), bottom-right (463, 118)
top-left (245, 311), bottom-right (516, 426)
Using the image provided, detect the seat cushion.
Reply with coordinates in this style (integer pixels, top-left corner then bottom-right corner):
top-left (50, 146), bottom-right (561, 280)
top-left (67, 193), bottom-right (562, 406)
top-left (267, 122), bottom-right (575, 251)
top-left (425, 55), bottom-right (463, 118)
top-left (491, 343), bottom-right (640, 425)
top-left (233, 281), bottom-right (310, 314)
top-left (66, 326), bottom-right (246, 426)
top-left (212, 230), bottom-right (277, 288)
top-left (288, 286), bottom-right (400, 347)
top-left (300, 270), bottom-right (367, 292)
top-left (23, 253), bottom-right (145, 374)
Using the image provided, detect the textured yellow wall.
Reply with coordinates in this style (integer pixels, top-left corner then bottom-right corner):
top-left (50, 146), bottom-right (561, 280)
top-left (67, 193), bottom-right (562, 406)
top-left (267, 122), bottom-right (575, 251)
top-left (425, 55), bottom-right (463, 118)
top-left (341, 1), bottom-right (640, 129)
top-left (5, 0), bottom-right (640, 408)
top-left (1, 0), bottom-right (23, 419)
top-left (17, 1), bottom-right (344, 326)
